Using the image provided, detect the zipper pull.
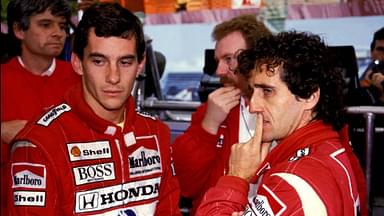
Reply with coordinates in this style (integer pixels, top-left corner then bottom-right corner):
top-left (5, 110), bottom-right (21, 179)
top-left (216, 134), bottom-right (224, 148)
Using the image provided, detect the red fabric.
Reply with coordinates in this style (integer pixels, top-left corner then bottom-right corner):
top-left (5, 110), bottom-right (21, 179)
top-left (1, 57), bottom-right (79, 216)
top-left (197, 121), bottom-right (367, 216)
top-left (8, 84), bottom-right (181, 215)
top-left (172, 102), bottom-right (240, 215)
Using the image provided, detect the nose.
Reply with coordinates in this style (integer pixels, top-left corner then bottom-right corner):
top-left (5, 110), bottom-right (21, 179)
top-left (51, 23), bottom-right (66, 39)
top-left (215, 60), bottom-right (229, 77)
top-left (106, 64), bottom-right (120, 84)
top-left (249, 89), bottom-right (264, 114)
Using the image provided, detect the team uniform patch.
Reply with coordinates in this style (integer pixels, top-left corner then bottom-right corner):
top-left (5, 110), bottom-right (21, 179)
top-left (289, 147), bottom-right (310, 162)
top-left (12, 162), bottom-right (46, 189)
top-left (37, 103), bottom-right (71, 126)
top-left (75, 177), bottom-right (161, 213)
top-left (91, 201), bottom-right (157, 216)
top-left (128, 146), bottom-right (162, 178)
top-left (14, 191), bottom-right (46, 207)
top-left (73, 162), bottom-right (115, 186)
top-left (246, 184), bottom-right (286, 216)
top-left (67, 141), bottom-right (112, 162)
top-left (137, 111), bottom-right (156, 120)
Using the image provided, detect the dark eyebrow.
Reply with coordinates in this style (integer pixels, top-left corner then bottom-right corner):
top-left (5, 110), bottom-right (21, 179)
top-left (120, 55), bottom-right (136, 60)
top-left (89, 53), bottom-right (106, 58)
top-left (88, 53), bottom-right (137, 60)
top-left (253, 83), bottom-right (275, 89)
top-left (37, 19), bottom-right (53, 23)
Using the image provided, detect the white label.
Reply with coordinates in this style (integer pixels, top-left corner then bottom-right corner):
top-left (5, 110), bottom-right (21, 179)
top-left (37, 103), bottom-right (71, 126)
top-left (12, 163), bottom-right (46, 189)
top-left (128, 146), bottom-right (162, 178)
top-left (73, 162), bottom-right (115, 186)
top-left (14, 191), bottom-right (46, 206)
top-left (67, 141), bottom-right (111, 162)
top-left (75, 177), bottom-right (161, 213)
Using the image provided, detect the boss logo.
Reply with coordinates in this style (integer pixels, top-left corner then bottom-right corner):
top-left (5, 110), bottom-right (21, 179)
top-left (75, 177), bottom-right (161, 213)
top-left (73, 162), bottom-right (115, 185)
top-left (67, 141), bottom-right (111, 161)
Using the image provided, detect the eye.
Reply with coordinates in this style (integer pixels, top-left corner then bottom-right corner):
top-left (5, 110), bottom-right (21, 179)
top-left (59, 23), bottom-right (67, 31)
top-left (119, 58), bottom-right (134, 67)
top-left (263, 88), bottom-right (273, 96)
top-left (91, 57), bottom-right (105, 66)
top-left (223, 55), bottom-right (232, 65)
top-left (39, 22), bottom-right (51, 28)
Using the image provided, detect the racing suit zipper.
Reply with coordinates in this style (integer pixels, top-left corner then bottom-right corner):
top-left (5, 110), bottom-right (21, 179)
top-left (115, 139), bottom-right (125, 182)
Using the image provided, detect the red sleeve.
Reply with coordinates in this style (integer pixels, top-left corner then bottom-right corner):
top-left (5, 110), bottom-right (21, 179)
top-left (171, 104), bottom-right (220, 198)
top-left (155, 123), bottom-right (182, 216)
top-left (8, 140), bottom-right (59, 215)
top-left (196, 176), bottom-right (249, 215)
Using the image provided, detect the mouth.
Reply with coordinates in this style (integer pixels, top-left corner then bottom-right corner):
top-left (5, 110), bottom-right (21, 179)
top-left (46, 42), bottom-right (64, 47)
top-left (103, 89), bottom-right (123, 97)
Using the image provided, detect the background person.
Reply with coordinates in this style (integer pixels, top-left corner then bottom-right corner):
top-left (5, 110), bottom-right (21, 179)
top-left (0, 0), bottom-right (79, 214)
top-left (7, 3), bottom-right (181, 215)
top-left (172, 14), bottom-right (271, 215)
top-left (360, 27), bottom-right (384, 105)
top-left (197, 31), bottom-right (367, 216)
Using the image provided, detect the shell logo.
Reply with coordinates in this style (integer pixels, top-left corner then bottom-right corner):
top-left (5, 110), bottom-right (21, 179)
top-left (71, 146), bottom-right (81, 157)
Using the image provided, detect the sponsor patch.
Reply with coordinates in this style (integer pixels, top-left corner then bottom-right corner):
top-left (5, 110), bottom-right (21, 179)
top-left (247, 184), bottom-right (286, 216)
top-left (289, 147), bottom-right (310, 162)
top-left (67, 141), bottom-right (111, 162)
top-left (75, 177), bottom-right (161, 213)
top-left (12, 163), bottom-right (46, 189)
top-left (128, 146), bottom-right (162, 178)
top-left (137, 111), bottom-right (156, 120)
top-left (37, 103), bottom-right (71, 126)
top-left (14, 191), bottom-right (46, 206)
top-left (90, 201), bottom-right (157, 216)
top-left (73, 162), bottom-right (115, 186)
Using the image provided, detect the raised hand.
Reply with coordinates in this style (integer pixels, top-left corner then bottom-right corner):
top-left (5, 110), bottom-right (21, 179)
top-left (227, 113), bottom-right (271, 181)
top-left (1, 120), bottom-right (28, 144)
top-left (202, 86), bottom-right (241, 134)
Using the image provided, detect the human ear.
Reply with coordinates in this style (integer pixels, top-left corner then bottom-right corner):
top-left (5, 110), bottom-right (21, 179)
top-left (71, 53), bottom-right (84, 76)
top-left (304, 88), bottom-right (320, 110)
top-left (13, 23), bottom-right (25, 40)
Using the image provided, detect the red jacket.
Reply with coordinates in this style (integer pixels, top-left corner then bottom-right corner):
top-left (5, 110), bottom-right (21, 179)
top-left (1, 57), bottom-right (80, 163)
top-left (197, 121), bottom-right (367, 216)
top-left (1, 57), bottom-right (80, 216)
top-left (8, 84), bottom-right (181, 215)
top-left (172, 102), bottom-right (241, 214)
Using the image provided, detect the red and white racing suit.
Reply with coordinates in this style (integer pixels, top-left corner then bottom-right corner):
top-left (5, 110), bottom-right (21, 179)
top-left (172, 101), bottom-right (242, 215)
top-left (197, 121), bottom-right (367, 216)
top-left (8, 84), bottom-right (181, 215)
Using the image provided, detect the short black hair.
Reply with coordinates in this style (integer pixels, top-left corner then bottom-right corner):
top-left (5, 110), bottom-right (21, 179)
top-left (238, 31), bottom-right (346, 131)
top-left (370, 27), bottom-right (384, 51)
top-left (72, 3), bottom-right (145, 63)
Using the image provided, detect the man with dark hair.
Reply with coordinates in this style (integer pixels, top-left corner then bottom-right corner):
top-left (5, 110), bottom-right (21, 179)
top-left (197, 31), bottom-right (367, 216)
top-left (1, 0), bottom-right (79, 214)
top-left (360, 27), bottom-right (384, 105)
top-left (7, 3), bottom-right (181, 215)
top-left (172, 14), bottom-right (272, 214)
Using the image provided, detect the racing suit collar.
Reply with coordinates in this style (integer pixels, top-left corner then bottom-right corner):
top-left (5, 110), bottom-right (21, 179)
top-left (64, 83), bottom-right (136, 136)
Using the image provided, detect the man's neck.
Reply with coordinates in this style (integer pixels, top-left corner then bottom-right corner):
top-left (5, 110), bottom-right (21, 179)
top-left (19, 52), bottom-right (55, 76)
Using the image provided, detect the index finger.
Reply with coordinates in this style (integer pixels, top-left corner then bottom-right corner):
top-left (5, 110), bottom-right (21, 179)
top-left (250, 113), bottom-right (263, 148)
